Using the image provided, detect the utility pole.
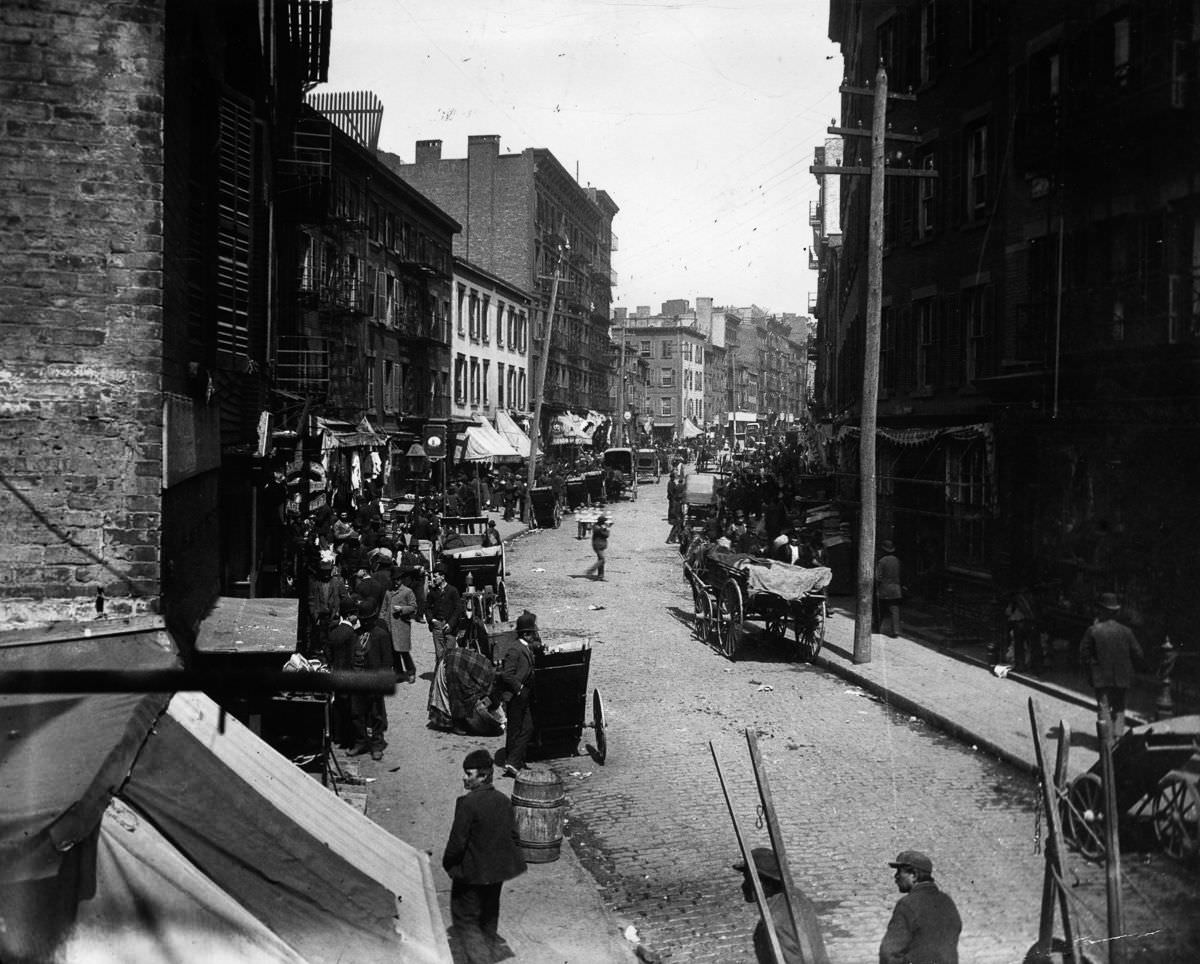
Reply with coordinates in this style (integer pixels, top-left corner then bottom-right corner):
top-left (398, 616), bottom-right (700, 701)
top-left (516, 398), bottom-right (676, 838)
top-left (524, 230), bottom-right (567, 521)
top-left (616, 327), bottom-right (627, 447)
top-left (810, 65), bottom-right (935, 664)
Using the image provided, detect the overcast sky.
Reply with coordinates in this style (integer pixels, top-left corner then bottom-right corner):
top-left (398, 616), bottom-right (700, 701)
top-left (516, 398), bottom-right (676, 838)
top-left (325, 0), bottom-right (844, 317)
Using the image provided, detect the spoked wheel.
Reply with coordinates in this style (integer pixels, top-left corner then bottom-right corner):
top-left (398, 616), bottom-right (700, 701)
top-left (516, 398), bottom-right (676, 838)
top-left (698, 591), bottom-right (716, 648)
top-left (718, 580), bottom-right (744, 660)
top-left (1062, 772), bottom-right (1107, 861)
top-left (553, 504), bottom-right (562, 528)
top-left (795, 598), bottom-right (825, 662)
top-left (762, 601), bottom-right (787, 643)
top-left (1152, 776), bottom-right (1200, 862)
top-left (690, 573), bottom-right (706, 629)
top-left (592, 689), bottom-right (607, 764)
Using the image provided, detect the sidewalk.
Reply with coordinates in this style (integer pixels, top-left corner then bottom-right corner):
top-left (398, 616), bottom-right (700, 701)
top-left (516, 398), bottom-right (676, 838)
top-left (364, 506), bottom-right (639, 964)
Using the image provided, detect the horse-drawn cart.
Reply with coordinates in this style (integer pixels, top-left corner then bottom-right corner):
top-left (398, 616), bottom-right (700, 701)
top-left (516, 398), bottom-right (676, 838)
top-left (683, 540), bottom-right (830, 662)
top-left (1059, 714), bottom-right (1200, 863)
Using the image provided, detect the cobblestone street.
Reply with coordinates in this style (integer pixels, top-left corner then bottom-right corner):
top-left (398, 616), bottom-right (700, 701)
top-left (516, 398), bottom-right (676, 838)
top-left (500, 485), bottom-right (1200, 963)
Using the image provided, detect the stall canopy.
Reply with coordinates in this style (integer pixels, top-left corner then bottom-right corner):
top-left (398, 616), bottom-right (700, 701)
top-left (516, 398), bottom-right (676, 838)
top-left (315, 416), bottom-right (387, 450)
top-left (0, 621), bottom-right (451, 964)
top-left (682, 418), bottom-right (703, 439)
top-left (493, 410), bottom-right (532, 458)
top-left (458, 417), bottom-right (521, 462)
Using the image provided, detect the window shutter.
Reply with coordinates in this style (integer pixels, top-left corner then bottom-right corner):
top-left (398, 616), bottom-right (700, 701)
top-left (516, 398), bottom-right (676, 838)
top-left (943, 294), bottom-right (960, 388)
top-left (216, 91), bottom-right (255, 359)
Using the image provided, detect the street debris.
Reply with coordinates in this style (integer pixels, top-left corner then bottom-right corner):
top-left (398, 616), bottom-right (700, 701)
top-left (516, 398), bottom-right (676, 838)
top-left (755, 684), bottom-right (774, 693)
top-left (588, 604), bottom-right (606, 610)
top-left (532, 567), bottom-right (546, 572)
top-left (623, 925), bottom-right (640, 944)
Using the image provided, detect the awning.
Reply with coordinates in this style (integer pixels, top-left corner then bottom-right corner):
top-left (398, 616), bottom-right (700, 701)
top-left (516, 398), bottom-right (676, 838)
top-left (494, 410), bottom-right (532, 458)
top-left (316, 416), bottom-right (388, 450)
top-left (457, 417), bottom-right (521, 462)
top-left (195, 597), bottom-right (298, 656)
top-left (682, 418), bottom-right (703, 438)
top-left (0, 625), bottom-right (450, 964)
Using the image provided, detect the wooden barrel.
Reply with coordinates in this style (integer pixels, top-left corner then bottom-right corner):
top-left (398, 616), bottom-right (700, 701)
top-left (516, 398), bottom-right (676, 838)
top-left (511, 767), bottom-right (565, 864)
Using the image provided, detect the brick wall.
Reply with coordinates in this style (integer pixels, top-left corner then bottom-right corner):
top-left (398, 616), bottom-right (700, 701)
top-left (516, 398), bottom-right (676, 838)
top-left (0, 0), bottom-right (165, 629)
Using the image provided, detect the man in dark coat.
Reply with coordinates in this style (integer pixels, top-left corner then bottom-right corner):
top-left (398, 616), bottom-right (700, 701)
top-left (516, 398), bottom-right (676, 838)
top-left (443, 749), bottom-right (527, 964)
top-left (427, 563), bottom-right (463, 660)
top-left (348, 597), bottom-right (392, 760)
top-left (733, 847), bottom-right (826, 963)
top-left (324, 597), bottom-right (359, 748)
top-left (879, 850), bottom-right (961, 964)
top-left (1079, 592), bottom-right (1144, 738)
top-left (492, 611), bottom-right (539, 776)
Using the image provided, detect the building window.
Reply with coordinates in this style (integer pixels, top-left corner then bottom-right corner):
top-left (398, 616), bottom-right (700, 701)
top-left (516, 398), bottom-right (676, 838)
top-left (383, 359), bottom-right (397, 413)
top-left (454, 354), bottom-right (467, 406)
top-left (946, 441), bottom-right (989, 571)
top-left (496, 363), bottom-right (505, 407)
top-left (639, 340), bottom-right (651, 356)
top-left (496, 304), bottom-right (504, 346)
top-left (365, 355), bottom-right (376, 412)
top-left (662, 341), bottom-right (673, 358)
top-left (482, 360), bottom-right (490, 405)
top-left (469, 358), bottom-right (480, 405)
top-left (1112, 16), bottom-right (1132, 88)
top-left (965, 123), bottom-right (988, 220)
top-left (468, 293), bottom-right (479, 341)
top-left (456, 285), bottom-right (466, 335)
top-left (518, 370), bottom-right (527, 409)
top-left (919, 1), bottom-right (939, 86)
top-left (966, 0), bottom-right (992, 53)
top-left (915, 298), bottom-right (937, 389)
top-left (695, 370), bottom-right (702, 389)
top-left (661, 368), bottom-right (674, 388)
top-left (481, 296), bottom-right (491, 342)
top-left (660, 396), bottom-right (672, 417)
top-left (962, 286), bottom-right (990, 381)
top-left (682, 341), bottom-right (692, 360)
top-left (510, 367), bottom-right (519, 408)
top-left (917, 152), bottom-right (937, 239)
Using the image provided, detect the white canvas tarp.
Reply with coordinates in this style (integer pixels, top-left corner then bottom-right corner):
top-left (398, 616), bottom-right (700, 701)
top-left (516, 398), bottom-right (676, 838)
top-left (494, 410), bottom-right (532, 458)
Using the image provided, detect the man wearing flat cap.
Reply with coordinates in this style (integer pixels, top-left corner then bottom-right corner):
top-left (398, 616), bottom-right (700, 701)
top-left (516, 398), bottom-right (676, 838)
top-left (733, 847), bottom-right (825, 963)
top-left (1079, 592), bottom-right (1144, 738)
top-left (880, 850), bottom-right (960, 964)
top-left (443, 749), bottom-right (526, 964)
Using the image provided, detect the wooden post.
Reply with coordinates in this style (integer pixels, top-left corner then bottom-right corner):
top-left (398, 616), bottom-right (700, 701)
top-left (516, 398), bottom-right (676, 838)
top-left (853, 64), bottom-right (888, 664)
top-left (524, 235), bottom-right (566, 521)
top-left (1097, 706), bottom-right (1126, 963)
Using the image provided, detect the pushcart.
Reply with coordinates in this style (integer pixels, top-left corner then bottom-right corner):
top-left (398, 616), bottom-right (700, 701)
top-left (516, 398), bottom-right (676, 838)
top-left (636, 449), bottom-right (661, 485)
top-left (529, 486), bottom-right (562, 529)
top-left (601, 448), bottom-right (637, 501)
top-left (1059, 714), bottom-right (1200, 863)
top-left (684, 541), bottom-right (829, 662)
top-left (564, 476), bottom-right (587, 511)
top-left (583, 470), bottom-right (606, 505)
top-left (681, 471), bottom-right (724, 544)
top-left (491, 630), bottom-right (608, 763)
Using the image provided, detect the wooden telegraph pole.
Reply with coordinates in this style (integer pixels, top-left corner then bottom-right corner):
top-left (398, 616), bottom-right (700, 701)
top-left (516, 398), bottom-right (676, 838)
top-left (524, 231), bottom-right (567, 521)
top-left (810, 65), bottom-right (935, 663)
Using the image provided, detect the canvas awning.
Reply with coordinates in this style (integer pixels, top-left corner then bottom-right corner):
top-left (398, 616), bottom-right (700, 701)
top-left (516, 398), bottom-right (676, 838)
top-left (682, 418), bottom-right (703, 439)
top-left (494, 410), bottom-right (532, 458)
top-left (0, 624), bottom-right (450, 964)
top-left (549, 413), bottom-right (592, 446)
top-left (457, 417), bottom-right (521, 462)
top-left (316, 416), bottom-right (388, 450)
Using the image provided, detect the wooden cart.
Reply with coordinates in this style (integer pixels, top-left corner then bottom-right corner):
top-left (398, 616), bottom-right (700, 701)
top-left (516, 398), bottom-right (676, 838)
top-left (684, 543), bottom-right (829, 662)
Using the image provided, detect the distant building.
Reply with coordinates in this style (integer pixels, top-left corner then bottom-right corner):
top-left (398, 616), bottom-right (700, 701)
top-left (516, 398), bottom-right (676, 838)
top-left (386, 138), bottom-right (618, 440)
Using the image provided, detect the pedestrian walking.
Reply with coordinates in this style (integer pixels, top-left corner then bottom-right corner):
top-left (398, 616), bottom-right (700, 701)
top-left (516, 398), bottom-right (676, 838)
top-left (733, 847), bottom-right (825, 963)
top-left (1079, 592), bottom-right (1144, 739)
top-left (442, 748), bottom-right (527, 964)
top-left (879, 850), bottom-right (961, 964)
top-left (491, 611), bottom-right (539, 776)
top-left (874, 540), bottom-right (902, 638)
top-left (586, 515), bottom-right (611, 580)
top-left (382, 565), bottom-right (418, 683)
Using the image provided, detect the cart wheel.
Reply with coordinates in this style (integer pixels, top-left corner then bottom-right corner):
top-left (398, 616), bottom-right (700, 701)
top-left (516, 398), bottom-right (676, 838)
top-left (795, 598), bottom-right (825, 662)
top-left (698, 590), bottom-right (715, 647)
top-left (690, 573), bottom-right (706, 625)
top-left (592, 689), bottom-right (607, 764)
top-left (1152, 776), bottom-right (1200, 862)
top-left (1062, 773), bottom-right (1107, 861)
top-left (719, 580), bottom-right (744, 660)
top-left (553, 504), bottom-right (562, 528)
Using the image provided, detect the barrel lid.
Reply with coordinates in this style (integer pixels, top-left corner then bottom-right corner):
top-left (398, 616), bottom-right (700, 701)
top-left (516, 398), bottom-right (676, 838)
top-left (514, 765), bottom-right (561, 785)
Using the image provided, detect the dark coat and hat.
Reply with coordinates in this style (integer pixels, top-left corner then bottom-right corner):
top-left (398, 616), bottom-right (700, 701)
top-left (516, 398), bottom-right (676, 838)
top-left (442, 784), bottom-right (526, 885)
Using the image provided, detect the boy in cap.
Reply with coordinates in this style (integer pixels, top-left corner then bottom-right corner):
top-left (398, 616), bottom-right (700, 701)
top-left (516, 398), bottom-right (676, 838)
top-left (880, 850), bottom-right (961, 964)
top-left (733, 847), bottom-right (826, 963)
top-left (443, 749), bottom-right (527, 964)
top-left (1079, 592), bottom-right (1144, 738)
top-left (585, 515), bottom-right (611, 580)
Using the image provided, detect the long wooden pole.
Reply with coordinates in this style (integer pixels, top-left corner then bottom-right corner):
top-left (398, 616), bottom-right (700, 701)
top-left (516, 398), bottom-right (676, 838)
top-left (524, 238), bottom-right (566, 522)
top-left (853, 65), bottom-right (888, 664)
top-left (1097, 706), bottom-right (1126, 963)
top-left (710, 743), bottom-right (785, 964)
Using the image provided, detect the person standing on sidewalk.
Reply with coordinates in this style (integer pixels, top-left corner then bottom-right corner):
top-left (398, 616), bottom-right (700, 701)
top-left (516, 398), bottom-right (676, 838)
top-left (382, 565), bottom-right (418, 684)
top-left (427, 563), bottom-right (463, 660)
top-left (879, 850), bottom-right (961, 964)
top-left (1079, 592), bottom-right (1144, 739)
top-left (492, 611), bottom-right (539, 776)
top-left (874, 540), bottom-right (903, 638)
top-left (348, 597), bottom-right (391, 761)
top-left (586, 515), bottom-right (611, 580)
top-left (442, 748), bottom-right (527, 964)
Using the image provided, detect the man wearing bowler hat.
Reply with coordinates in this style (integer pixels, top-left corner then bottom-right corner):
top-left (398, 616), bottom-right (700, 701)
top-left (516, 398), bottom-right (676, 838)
top-left (492, 611), bottom-right (540, 776)
top-left (732, 846), bottom-right (825, 963)
top-left (880, 850), bottom-right (961, 964)
top-left (1079, 592), bottom-right (1144, 738)
top-left (443, 749), bottom-right (526, 964)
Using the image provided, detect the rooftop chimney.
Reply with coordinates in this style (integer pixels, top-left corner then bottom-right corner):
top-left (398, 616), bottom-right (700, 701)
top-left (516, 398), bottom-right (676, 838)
top-left (415, 139), bottom-right (442, 164)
